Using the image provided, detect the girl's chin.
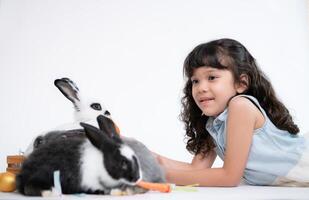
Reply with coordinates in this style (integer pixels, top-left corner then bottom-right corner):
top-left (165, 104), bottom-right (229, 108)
top-left (202, 110), bottom-right (222, 117)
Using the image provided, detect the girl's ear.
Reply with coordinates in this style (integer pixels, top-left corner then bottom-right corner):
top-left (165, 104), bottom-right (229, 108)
top-left (236, 74), bottom-right (249, 93)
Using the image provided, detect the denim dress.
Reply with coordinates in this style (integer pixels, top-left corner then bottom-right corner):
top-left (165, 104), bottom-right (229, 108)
top-left (206, 95), bottom-right (309, 186)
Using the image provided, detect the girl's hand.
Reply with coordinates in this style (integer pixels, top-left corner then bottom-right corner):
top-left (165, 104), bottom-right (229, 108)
top-left (151, 151), bottom-right (170, 171)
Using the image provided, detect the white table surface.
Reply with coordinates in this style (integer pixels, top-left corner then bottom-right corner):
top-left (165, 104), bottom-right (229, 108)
top-left (1, 185), bottom-right (309, 200)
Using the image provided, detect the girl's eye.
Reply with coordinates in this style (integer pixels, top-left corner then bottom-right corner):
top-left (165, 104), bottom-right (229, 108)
top-left (208, 76), bottom-right (217, 81)
top-left (191, 79), bottom-right (198, 84)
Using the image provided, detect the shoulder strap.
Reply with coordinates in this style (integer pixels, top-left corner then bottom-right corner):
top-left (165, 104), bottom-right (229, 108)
top-left (232, 95), bottom-right (267, 118)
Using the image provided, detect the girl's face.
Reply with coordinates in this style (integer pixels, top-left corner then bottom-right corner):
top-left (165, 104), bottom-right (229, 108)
top-left (191, 66), bottom-right (241, 117)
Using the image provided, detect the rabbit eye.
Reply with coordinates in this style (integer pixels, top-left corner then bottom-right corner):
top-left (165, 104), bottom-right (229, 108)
top-left (34, 136), bottom-right (44, 148)
top-left (121, 159), bottom-right (129, 171)
top-left (90, 103), bottom-right (102, 111)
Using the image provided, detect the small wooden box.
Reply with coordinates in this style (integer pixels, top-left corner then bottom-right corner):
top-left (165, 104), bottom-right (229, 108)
top-left (6, 155), bottom-right (25, 175)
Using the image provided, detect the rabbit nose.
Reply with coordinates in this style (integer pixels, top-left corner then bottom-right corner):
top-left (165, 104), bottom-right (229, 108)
top-left (130, 157), bottom-right (141, 182)
top-left (128, 171), bottom-right (140, 182)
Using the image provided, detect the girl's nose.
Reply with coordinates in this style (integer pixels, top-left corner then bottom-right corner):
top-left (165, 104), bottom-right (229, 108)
top-left (197, 81), bottom-right (208, 93)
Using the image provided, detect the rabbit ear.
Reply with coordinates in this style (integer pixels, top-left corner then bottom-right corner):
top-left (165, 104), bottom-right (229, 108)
top-left (80, 122), bottom-right (117, 150)
top-left (97, 115), bottom-right (118, 137)
top-left (54, 78), bottom-right (80, 105)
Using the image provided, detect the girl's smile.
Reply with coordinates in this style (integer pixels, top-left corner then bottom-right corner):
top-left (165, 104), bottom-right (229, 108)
top-left (198, 96), bottom-right (215, 107)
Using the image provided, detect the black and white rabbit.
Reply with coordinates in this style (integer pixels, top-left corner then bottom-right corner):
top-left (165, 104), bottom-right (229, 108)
top-left (54, 78), bottom-right (111, 124)
top-left (24, 78), bottom-right (112, 156)
top-left (23, 77), bottom-right (166, 194)
top-left (17, 115), bottom-right (141, 196)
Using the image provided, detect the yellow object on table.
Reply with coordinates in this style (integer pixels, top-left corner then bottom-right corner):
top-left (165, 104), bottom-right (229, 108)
top-left (0, 172), bottom-right (16, 192)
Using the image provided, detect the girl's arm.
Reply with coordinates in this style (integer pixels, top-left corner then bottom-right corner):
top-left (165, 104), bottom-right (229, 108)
top-left (154, 149), bottom-right (217, 171)
top-left (164, 97), bottom-right (261, 186)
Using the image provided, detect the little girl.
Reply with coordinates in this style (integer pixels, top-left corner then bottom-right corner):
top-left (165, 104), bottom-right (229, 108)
top-left (156, 38), bottom-right (309, 187)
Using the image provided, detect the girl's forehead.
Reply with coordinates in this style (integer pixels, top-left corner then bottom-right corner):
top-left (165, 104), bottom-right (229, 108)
top-left (192, 66), bottom-right (221, 75)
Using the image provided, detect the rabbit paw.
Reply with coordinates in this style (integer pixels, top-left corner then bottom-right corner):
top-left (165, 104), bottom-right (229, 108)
top-left (41, 188), bottom-right (61, 197)
top-left (110, 188), bottom-right (128, 196)
top-left (125, 186), bottom-right (148, 194)
top-left (110, 185), bottom-right (147, 196)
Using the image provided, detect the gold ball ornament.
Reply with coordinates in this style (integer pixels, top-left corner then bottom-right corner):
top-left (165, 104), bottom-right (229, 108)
top-left (0, 172), bottom-right (16, 192)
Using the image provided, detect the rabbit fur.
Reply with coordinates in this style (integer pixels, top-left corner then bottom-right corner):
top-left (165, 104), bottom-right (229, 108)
top-left (21, 78), bottom-right (165, 195)
top-left (17, 115), bottom-right (141, 196)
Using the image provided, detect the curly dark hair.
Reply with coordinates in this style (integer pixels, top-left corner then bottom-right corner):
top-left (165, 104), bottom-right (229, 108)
top-left (181, 38), bottom-right (299, 156)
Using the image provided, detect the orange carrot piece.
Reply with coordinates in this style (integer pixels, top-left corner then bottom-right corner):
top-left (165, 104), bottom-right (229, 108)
top-left (137, 181), bottom-right (171, 193)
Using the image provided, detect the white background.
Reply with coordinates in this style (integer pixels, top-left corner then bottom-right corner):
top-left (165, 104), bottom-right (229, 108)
top-left (0, 0), bottom-right (308, 172)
